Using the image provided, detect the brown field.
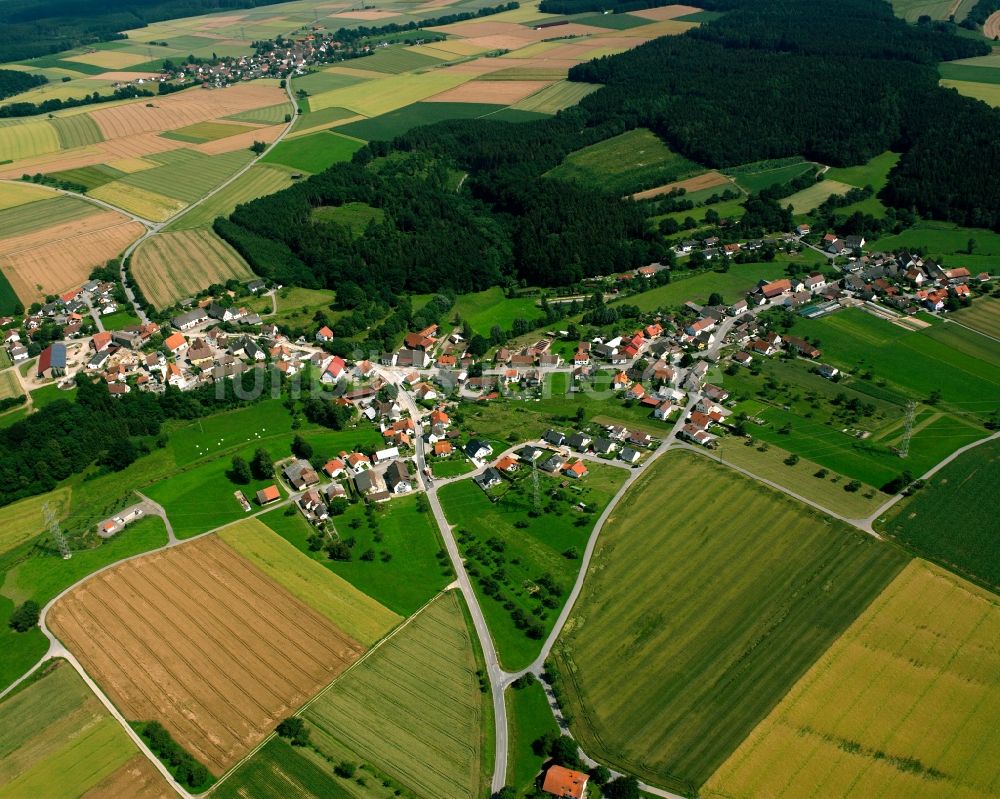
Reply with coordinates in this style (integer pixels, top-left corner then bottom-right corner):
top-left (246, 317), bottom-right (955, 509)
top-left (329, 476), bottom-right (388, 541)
top-left (132, 229), bottom-right (254, 308)
top-left (0, 210), bottom-right (145, 303)
top-left (90, 83), bottom-right (284, 140)
top-left (65, 50), bottom-right (151, 69)
top-left (48, 535), bottom-right (364, 776)
top-left (631, 170), bottom-right (730, 200)
top-left (427, 79), bottom-right (552, 103)
top-left (447, 58), bottom-right (528, 75)
top-left (432, 19), bottom-right (605, 41)
top-left (985, 10), bottom-right (1000, 38)
top-left (81, 755), bottom-right (173, 799)
top-left (631, 3), bottom-right (702, 19)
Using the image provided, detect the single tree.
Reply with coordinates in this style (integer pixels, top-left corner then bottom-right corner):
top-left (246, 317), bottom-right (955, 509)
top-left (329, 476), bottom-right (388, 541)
top-left (230, 455), bottom-right (251, 484)
top-left (292, 434), bottom-right (313, 460)
top-left (9, 600), bottom-right (39, 632)
top-left (251, 447), bottom-right (273, 479)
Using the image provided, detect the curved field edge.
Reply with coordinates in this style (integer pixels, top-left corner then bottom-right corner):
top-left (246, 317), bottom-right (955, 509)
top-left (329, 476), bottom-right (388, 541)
top-left (548, 450), bottom-right (908, 795)
top-left (702, 559), bottom-right (1000, 799)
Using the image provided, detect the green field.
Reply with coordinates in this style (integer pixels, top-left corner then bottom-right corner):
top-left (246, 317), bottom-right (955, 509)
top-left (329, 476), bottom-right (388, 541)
top-left (710, 439), bottom-right (885, 518)
top-left (246, 285), bottom-right (338, 325)
top-left (870, 219), bottom-right (1000, 261)
top-left (878, 437), bottom-right (1000, 591)
top-left (891, 0), bottom-right (957, 21)
top-left (118, 149), bottom-right (255, 203)
top-left (355, 46), bottom-right (446, 74)
top-left (337, 101), bottom-right (504, 141)
top-left (791, 308), bottom-right (1000, 421)
top-left (0, 486), bottom-right (70, 557)
top-left (313, 201), bottom-right (385, 236)
top-left (430, 457), bottom-right (475, 478)
top-left (161, 120), bottom-right (258, 143)
top-left (167, 163), bottom-right (294, 230)
top-left (225, 102), bottom-right (294, 125)
top-left (547, 128), bottom-right (703, 195)
top-left (47, 113), bottom-right (105, 149)
top-left (952, 296), bottom-right (1000, 338)
top-left (510, 80), bottom-right (601, 114)
top-left (0, 195), bottom-right (98, 238)
top-left (294, 69), bottom-right (368, 96)
top-left (47, 163), bottom-right (126, 190)
top-left (290, 105), bottom-right (360, 136)
top-left (940, 62), bottom-right (1000, 84)
top-left (623, 261), bottom-right (788, 312)
top-left (731, 159), bottom-right (816, 193)
top-left (439, 462), bottom-right (628, 670)
top-left (824, 150), bottom-right (900, 191)
top-left (261, 130), bottom-right (365, 172)
top-left (551, 452), bottom-right (908, 794)
top-left (212, 737), bottom-right (351, 799)
top-left (413, 286), bottom-right (540, 337)
top-left (218, 518), bottom-right (401, 645)
top-left (785, 179), bottom-right (855, 213)
top-left (99, 309), bottom-right (142, 331)
top-left (303, 591), bottom-right (488, 799)
top-left (261, 491), bottom-right (450, 617)
top-left (0, 660), bottom-right (136, 798)
top-left (506, 679), bottom-right (560, 796)
top-left (0, 272), bottom-right (18, 315)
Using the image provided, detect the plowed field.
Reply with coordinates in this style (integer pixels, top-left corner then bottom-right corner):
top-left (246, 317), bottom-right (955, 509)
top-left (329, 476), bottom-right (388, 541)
top-left (48, 535), bottom-right (364, 776)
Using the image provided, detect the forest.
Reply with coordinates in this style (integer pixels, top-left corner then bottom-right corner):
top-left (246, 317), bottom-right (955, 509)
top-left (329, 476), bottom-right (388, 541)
top-left (0, 0), bottom-right (295, 62)
top-left (0, 68), bottom-right (45, 100)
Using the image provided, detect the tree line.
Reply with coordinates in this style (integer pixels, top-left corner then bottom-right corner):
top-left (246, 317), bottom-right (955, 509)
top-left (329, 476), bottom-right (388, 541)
top-left (0, 69), bottom-right (45, 101)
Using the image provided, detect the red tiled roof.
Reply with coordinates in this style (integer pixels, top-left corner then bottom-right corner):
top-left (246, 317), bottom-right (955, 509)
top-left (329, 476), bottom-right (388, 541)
top-left (542, 765), bottom-right (588, 799)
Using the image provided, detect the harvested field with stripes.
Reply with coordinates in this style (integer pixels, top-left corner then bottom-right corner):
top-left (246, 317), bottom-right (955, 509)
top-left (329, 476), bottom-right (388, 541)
top-left (304, 591), bottom-right (488, 799)
top-left (427, 79), bottom-right (552, 104)
top-left (0, 210), bottom-right (144, 303)
top-left (132, 229), bottom-right (255, 308)
top-left (47, 535), bottom-right (365, 776)
top-left (0, 181), bottom-right (55, 210)
top-left (631, 170), bottom-right (731, 200)
top-left (80, 755), bottom-right (173, 799)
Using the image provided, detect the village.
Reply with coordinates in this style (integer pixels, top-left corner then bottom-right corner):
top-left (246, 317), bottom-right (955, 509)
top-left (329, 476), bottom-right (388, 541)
top-left (1, 232), bottom-right (993, 545)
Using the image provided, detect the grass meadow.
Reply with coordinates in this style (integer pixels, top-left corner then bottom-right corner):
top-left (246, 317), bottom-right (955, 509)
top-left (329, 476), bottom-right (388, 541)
top-left (212, 738), bottom-right (351, 799)
top-left (506, 679), bottom-right (560, 796)
top-left (878, 437), bottom-right (1000, 591)
top-left (870, 219), bottom-right (1000, 261)
top-left (0, 660), bottom-right (137, 798)
top-left (337, 101), bottom-right (503, 141)
top-left (824, 150), bottom-right (900, 190)
top-left (731, 159), bottom-right (816, 193)
top-left (313, 201), bottom-right (385, 236)
top-left (218, 518), bottom-right (401, 645)
top-left (791, 308), bottom-right (1000, 422)
top-left (510, 80), bottom-right (600, 114)
top-left (439, 462), bottom-right (628, 670)
top-left (261, 130), bottom-right (364, 172)
top-left (413, 285), bottom-right (540, 337)
top-left (703, 560), bottom-right (1000, 799)
top-left (546, 128), bottom-right (703, 195)
top-left (621, 261), bottom-right (788, 312)
top-left (551, 452), bottom-right (908, 795)
top-left (303, 591), bottom-right (488, 799)
top-left (261, 492), bottom-right (451, 617)
top-left (0, 485), bottom-right (71, 557)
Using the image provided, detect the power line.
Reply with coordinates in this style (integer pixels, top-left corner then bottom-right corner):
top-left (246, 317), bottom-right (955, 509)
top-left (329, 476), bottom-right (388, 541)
top-left (898, 401), bottom-right (917, 459)
top-left (43, 501), bottom-right (71, 560)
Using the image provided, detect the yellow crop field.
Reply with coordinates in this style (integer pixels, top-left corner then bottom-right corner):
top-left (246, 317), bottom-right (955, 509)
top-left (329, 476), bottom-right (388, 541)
top-left (786, 179), bottom-right (855, 213)
top-left (218, 518), bottom-right (401, 645)
top-left (105, 157), bottom-right (157, 173)
top-left (413, 39), bottom-right (489, 57)
top-left (131, 229), bottom-right (254, 308)
top-left (0, 487), bottom-right (71, 557)
top-left (622, 18), bottom-right (697, 36)
top-left (511, 80), bottom-right (601, 113)
top-left (89, 181), bottom-right (185, 221)
top-left (941, 78), bottom-right (1000, 107)
top-left (309, 71), bottom-right (473, 115)
top-left (0, 182), bottom-right (56, 211)
top-left (703, 559), bottom-right (1000, 799)
top-left (64, 50), bottom-right (155, 69)
top-left (0, 120), bottom-right (61, 161)
top-left (0, 370), bottom-right (20, 400)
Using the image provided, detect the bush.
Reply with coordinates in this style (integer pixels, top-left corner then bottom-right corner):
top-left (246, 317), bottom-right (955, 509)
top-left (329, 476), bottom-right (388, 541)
top-left (138, 721), bottom-right (212, 790)
top-left (9, 600), bottom-right (39, 632)
top-left (276, 716), bottom-right (311, 746)
top-left (334, 762), bottom-right (357, 778)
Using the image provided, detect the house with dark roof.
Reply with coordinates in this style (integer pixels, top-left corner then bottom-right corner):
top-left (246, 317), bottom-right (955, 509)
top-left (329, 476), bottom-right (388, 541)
top-left (474, 467), bottom-right (503, 491)
top-left (385, 460), bottom-right (412, 494)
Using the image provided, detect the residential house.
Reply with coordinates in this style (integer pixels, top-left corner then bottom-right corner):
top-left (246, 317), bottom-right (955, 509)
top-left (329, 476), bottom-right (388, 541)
top-left (818, 363), bottom-right (839, 379)
top-left (783, 335), bottom-right (821, 358)
top-left (567, 432), bottom-right (592, 451)
top-left (540, 453), bottom-right (565, 473)
top-left (619, 447), bottom-right (641, 465)
top-left (434, 441), bottom-right (453, 457)
top-left (323, 458), bottom-right (346, 478)
top-left (172, 309), bottom-right (208, 330)
top-left (593, 437), bottom-right (617, 456)
top-left (373, 446), bottom-right (400, 464)
top-left (164, 332), bottom-right (187, 356)
top-left (321, 355), bottom-right (346, 384)
top-left (284, 459), bottom-right (319, 490)
top-left (518, 444), bottom-right (545, 461)
top-left (465, 440), bottom-right (493, 460)
top-left (353, 469), bottom-right (377, 495)
top-left (541, 765), bottom-right (589, 799)
top-left (564, 460), bottom-right (588, 479)
top-left (474, 467), bottom-right (503, 491)
top-left (544, 429), bottom-right (566, 447)
top-left (385, 460), bottom-right (412, 494)
top-left (496, 455), bottom-right (519, 472)
top-left (316, 325), bottom-right (334, 342)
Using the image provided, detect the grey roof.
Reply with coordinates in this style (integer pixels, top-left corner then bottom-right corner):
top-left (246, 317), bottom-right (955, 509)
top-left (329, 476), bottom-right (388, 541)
top-left (50, 342), bottom-right (67, 369)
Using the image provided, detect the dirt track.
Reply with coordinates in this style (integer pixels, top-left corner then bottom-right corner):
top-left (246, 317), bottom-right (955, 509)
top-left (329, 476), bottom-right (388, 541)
top-left (49, 536), bottom-right (363, 776)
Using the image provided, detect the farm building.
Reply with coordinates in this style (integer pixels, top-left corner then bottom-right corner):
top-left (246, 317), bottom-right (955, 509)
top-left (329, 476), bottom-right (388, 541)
top-left (36, 343), bottom-right (67, 378)
top-left (256, 485), bottom-right (280, 505)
